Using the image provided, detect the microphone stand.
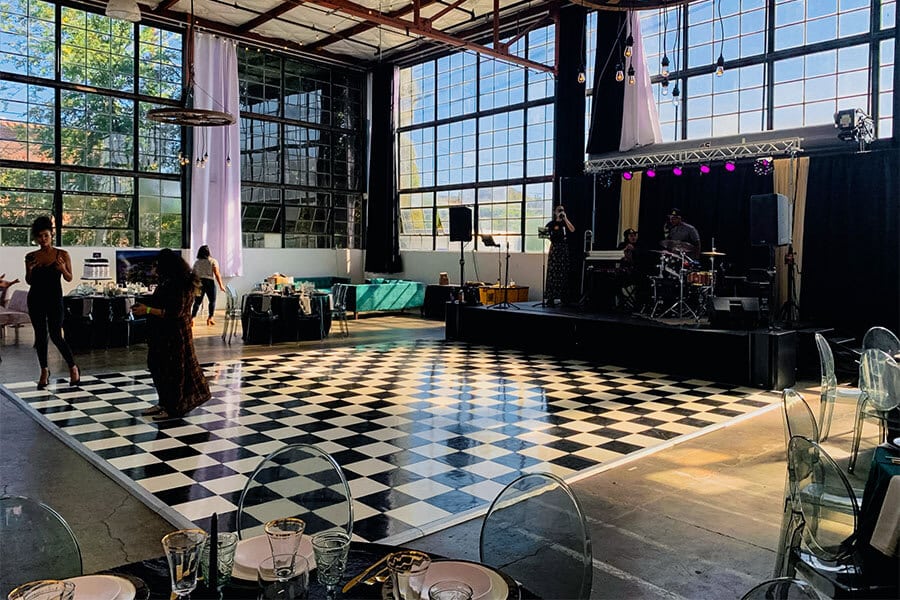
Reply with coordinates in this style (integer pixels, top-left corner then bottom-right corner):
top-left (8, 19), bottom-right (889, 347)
top-left (488, 240), bottom-right (519, 310)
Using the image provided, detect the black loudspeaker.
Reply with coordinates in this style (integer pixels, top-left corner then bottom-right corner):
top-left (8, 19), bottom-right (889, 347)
top-left (708, 296), bottom-right (761, 329)
top-left (449, 206), bottom-right (472, 242)
top-left (749, 193), bottom-right (792, 246)
top-left (750, 330), bottom-right (797, 389)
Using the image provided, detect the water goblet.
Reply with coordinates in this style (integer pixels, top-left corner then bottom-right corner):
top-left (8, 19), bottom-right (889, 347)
top-left (7, 580), bottom-right (76, 600)
top-left (200, 531), bottom-right (239, 591)
top-left (162, 528), bottom-right (209, 598)
top-left (311, 530), bottom-right (351, 599)
top-left (386, 551), bottom-right (431, 600)
top-left (264, 518), bottom-right (306, 580)
top-left (258, 555), bottom-right (309, 600)
top-left (428, 581), bottom-right (474, 600)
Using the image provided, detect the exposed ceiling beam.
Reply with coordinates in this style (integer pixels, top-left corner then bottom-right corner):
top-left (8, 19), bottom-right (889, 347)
top-left (155, 0), bottom-right (181, 11)
top-left (429, 0), bottom-right (469, 24)
top-left (570, 0), bottom-right (697, 11)
top-left (304, 0), bottom-right (442, 52)
top-left (299, 0), bottom-right (555, 72)
top-left (236, 0), bottom-right (311, 33)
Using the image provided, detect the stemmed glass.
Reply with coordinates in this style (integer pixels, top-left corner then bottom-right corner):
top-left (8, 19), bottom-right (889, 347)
top-left (311, 530), bottom-right (351, 600)
top-left (162, 529), bottom-right (209, 598)
top-left (264, 518), bottom-right (306, 582)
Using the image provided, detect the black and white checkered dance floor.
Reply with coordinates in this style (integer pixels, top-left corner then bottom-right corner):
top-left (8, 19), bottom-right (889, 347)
top-left (4, 339), bottom-right (775, 542)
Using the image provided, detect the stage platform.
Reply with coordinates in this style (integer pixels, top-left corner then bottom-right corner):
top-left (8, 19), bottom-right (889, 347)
top-left (446, 302), bottom-right (797, 389)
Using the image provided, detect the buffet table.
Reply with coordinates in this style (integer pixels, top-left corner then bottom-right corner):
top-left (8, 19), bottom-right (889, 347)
top-left (241, 292), bottom-right (332, 344)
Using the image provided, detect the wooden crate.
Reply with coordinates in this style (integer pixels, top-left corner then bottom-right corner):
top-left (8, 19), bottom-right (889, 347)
top-left (478, 286), bottom-right (529, 305)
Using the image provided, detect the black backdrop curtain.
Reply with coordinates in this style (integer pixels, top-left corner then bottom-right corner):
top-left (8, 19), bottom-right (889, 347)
top-left (585, 11), bottom-right (626, 156)
top-left (553, 4), bottom-right (586, 181)
top-left (638, 164), bottom-right (774, 273)
top-left (801, 148), bottom-right (900, 336)
top-left (364, 64), bottom-right (402, 273)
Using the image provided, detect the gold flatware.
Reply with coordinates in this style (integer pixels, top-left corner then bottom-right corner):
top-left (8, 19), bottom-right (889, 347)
top-left (362, 566), bottom-right (390, 586)
top-left (342, 554), bottom-right (390, 594)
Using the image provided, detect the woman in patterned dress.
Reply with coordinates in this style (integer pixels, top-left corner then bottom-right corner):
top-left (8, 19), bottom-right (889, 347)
top-left (133, 249), bottom-right (211, 420)
top-left (544, 205), bottom-right (575, 307)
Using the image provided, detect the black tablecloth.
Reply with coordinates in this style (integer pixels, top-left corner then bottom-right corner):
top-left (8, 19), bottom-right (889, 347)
top-left (109, 542), bottom-right (526, 600)
top-left (858, 444), bottom-right (900, 592)
top-left (241, 293), bottom-right (331, 344)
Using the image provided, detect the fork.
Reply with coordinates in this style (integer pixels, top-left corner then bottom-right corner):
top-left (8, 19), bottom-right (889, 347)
top-left (363, 566), bottom-right (390, 585)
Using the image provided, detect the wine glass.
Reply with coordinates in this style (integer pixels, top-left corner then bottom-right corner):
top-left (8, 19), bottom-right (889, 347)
top-left (264, 518), bottom-right (305, 581)
top-left (162, 529), bottom-right (208, 598)
top-left (311, 530), bottom-right (351, 599)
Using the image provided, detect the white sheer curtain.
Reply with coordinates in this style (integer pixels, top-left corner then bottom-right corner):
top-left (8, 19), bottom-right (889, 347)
top-left (190, 33), bottom-right (242, 276)
top-left (620, 13), bottom-right (662, 152)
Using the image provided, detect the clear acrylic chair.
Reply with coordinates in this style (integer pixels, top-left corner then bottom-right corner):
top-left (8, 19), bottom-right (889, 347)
top-left (479, 472), bottom-right (592, 600)
top-left (236, 443), bottom-right (353, 540)
top-left (782, 436), bottom-right (868, 597)
top-left (331, 284), bottom-right (349, 337)
top-left (814, 333), bottom-right (863, 442)
top-left (861, 326), bottom-right (900, 355)
top-left (741, 577), bottom-right (822, 600)
top-left (848, 349), bottom-right (900, 473)
top-left (221, 285), bottom-right (243, 344)
top-left (0, 495), bottom-right (83, 598)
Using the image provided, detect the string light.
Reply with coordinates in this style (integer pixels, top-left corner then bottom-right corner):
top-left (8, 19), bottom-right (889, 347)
top-left (661, 55), bottom-right (670, 78)
top-left (715, 0), bottom-right (725, 77)
top-left (715, 54), bottom-right (725, 77)
top-left (627, 64), bottom-right (635, 86)
top-left (615, 63), bottom-right (624, 82)
top-left (671, 82), bottom-right (680, 105)
top-left (661, 78), bottom-right (669, 95)
top-left (624, 34), bottom-right (633, 58)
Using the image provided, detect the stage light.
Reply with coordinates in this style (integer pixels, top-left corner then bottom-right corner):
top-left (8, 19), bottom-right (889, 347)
top-left (646, 168), bottom-right (656, 178)
top-left (672, 166), bottom-right (683, 176)
top-left (754, 157), bottom-right (773, 176)
top-left (699, 164), bottom-right (711, 174)
top-left (622, 171), bottom-right (633, 181)
top-left (725, 161), bottom-right (736, 172)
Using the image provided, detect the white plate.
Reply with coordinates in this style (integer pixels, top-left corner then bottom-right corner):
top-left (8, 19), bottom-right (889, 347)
top-left (232, 534), bottom-right (315, 582)
top-left (65, 575), bottom-right (134, 600)
top-left (422, 561), bottom-right (493, 600)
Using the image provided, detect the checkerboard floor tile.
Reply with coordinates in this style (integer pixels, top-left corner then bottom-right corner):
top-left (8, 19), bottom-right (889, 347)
top-left (4, 339), bottom-right (775, 542)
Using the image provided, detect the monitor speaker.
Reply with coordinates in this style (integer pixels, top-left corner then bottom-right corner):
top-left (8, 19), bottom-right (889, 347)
top-left (749, 193), bottom-right (792, 246)
top-left (449, 206), bottom-right (472, 242)
top-left (708, 296), bottom-right (761, 329)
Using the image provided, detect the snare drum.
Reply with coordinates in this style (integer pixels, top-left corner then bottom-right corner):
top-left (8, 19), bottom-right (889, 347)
top-left (688, 271), bottom-right (712, 286)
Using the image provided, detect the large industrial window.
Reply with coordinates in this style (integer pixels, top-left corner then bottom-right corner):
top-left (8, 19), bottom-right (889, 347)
top-left (397, 24), bottom-right (556, 253)
top-left (0, 1), bottom-right (183, 247)
top-left (238, 48), bottom-right (365, 249)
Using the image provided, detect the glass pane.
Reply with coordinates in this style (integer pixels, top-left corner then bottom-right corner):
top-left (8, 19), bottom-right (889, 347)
top-left (0, 0), bottom-right (55, 79)
top-left (436, 119), bottom-right (476, 186)
top-left (241, 118), bottom-right (280, 183)
top-left (437, 52), bottom-right (478, 119)
top-left (399, 61), bottom-right (435, 126)
top-left (60, 91), bottom-right (134, 169)
top-left (284, 59), bottom-right (331, 125)
top-left (61, 7), bottom-right (134, 91)
top-left (239, 48), bottom-right (282, 117)
top-left (138, 177), bottom-right (181, 248)
top-left (398, 127), bottom-right (435, 190)
top-left (139, 26), bottom-right (182, 99)
top-left (0, 81), bottom-right (55, 162)
top-left (0, 168), bottom-right (54, 246)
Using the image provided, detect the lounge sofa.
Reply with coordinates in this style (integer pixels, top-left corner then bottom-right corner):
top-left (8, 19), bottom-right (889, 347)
top-left (344, 278), bottom-right (425, 318)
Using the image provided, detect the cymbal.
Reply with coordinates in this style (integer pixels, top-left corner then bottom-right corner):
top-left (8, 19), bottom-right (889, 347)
top-left (660, 239), bottom-right (696, 253)
top-left (702, 250), bottom-right (727, 257)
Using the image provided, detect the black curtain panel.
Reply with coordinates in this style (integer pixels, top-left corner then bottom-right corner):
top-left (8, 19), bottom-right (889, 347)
top-left (585, 11), bottom-right (626, 156)
top-left (801, 148), bottom-right (900, 336)
top-left (638, 163), bottom-right (775, 273)
top-left (553, 4), bottom-right (586, 181)
top-left (364, 64), bottom-right (403, 274)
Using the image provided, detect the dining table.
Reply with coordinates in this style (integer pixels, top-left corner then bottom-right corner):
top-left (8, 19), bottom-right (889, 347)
top-left (856, 443), bottom-right (900, 596)
top-left (107, 540), bottom-right (532, 600)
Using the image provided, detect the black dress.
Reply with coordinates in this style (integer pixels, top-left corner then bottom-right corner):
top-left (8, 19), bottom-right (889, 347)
top-left (545, 219), bottom-right (570, 304)
top-left (26, 249), bottom-right (76, 369)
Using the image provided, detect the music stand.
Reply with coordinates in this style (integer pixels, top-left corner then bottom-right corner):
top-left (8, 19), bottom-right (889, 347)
top-left (481, 234), bottom-right (501, 285)
top-left (533, 227), bottom-right (550, 307)
top-left (486, 238), bottom-right (519, 310)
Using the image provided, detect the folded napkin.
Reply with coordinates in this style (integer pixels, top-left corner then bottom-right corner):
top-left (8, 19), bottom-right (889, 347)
top-left (870, 475), bottom-right (900, 557)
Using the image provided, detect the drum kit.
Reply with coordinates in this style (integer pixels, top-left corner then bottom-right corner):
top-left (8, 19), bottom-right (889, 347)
top-left (646, 240), bottom-right (727, 320)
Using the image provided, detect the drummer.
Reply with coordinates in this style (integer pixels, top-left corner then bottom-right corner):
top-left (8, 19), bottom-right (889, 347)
top-left (664, 208), bottom-right (701, 259)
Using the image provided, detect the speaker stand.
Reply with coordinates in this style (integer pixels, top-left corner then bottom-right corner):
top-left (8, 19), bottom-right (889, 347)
top-left (458, 242), bottom-right (465, 291)
top-left (778, 245), bottom-right (799, 328)
top-left (488, 241), bottom-right (519, 310)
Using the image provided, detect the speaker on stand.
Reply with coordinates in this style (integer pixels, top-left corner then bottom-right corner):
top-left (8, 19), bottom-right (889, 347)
top-left (448, 206), bottom-right (472, 289)
top-left (749, 193), bottom-right (793, 327)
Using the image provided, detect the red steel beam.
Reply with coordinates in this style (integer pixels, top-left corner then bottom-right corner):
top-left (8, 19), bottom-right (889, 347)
top-left (237, 0), bottom-right (311, 33)
top-left (429, 0), bottom-right (469, 24)
top-left (305, 0), bottom-right (442, 52)
top-left (301, 0), bottom-right (555, 72)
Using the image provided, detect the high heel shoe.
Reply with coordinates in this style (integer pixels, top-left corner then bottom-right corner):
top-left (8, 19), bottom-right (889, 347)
top-left (37, 368), bottom-right (50, 390)
top-left (207, 317), bottom-right (215, 326)
top-left (69, 365), bottom-right (81, 386)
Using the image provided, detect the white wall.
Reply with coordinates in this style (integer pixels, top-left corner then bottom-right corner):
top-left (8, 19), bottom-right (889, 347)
top-left (398, 250), bottom-right (547, 300)
top-left (0, 246), bottom-right (366, 298)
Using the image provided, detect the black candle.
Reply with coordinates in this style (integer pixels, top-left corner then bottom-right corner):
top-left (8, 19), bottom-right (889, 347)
top-left (209, 512), bottom-right (218, 593)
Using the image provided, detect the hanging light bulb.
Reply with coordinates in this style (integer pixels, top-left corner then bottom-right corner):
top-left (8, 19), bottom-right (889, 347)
top-left (577, 70), bottom-right (586, 84)
top-left (715, 54), bottom-right (725, 77)
top-left (226, 155), bottom-right (232, 166)
top-left (661, 54), bottom-right (670, 78)
top-left (672, 82), bottom-right (681, 105)
top-left (615, 63), bottom-right (624, 82)
top-left (624, 34), bottom-right (633, 58)
top-left (627, 65), bottom-right (635, 86)
top-left (661, 77), bottom-right (669, 95)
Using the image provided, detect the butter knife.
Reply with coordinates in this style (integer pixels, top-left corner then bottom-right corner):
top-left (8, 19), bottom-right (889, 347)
top-left (342, 554), bottom-right (390, 594)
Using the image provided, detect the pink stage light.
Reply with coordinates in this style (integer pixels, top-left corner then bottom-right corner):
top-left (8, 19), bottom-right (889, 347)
top-left (646, 168), bottom-right (656, 178)
top-left (725, 161), bottom-right (736, 172)
top-left (699, 164), bottom-right (711, 174)
top-left (672, 166), bottom-right (683, 176)
top-left (622, 171), bottom-right (633, 180)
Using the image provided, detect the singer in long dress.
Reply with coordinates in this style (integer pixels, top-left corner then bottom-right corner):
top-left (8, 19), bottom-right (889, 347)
top-left (545, 206), bottom-right (575, 307)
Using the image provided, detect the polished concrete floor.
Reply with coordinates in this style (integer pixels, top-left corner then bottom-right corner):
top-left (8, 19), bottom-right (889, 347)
top-left (0, 314), bottom-right (879, 599)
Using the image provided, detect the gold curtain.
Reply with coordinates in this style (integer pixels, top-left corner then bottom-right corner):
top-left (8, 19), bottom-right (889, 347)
top-left (773, 156), bottom-right (810, 308)
top-left (619, 172), bottom-right (642, 242)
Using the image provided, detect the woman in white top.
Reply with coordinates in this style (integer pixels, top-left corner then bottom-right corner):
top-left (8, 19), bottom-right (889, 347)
top-left (191, 245), bottom-right (226, 325)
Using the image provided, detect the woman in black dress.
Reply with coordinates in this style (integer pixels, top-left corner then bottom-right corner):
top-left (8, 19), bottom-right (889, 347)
top-left (133, 249), bottom-right (211, 420)
top-left (545, 205), bottom-right (575, 307)
top-left (24, 216), bottom-right (80, 388)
